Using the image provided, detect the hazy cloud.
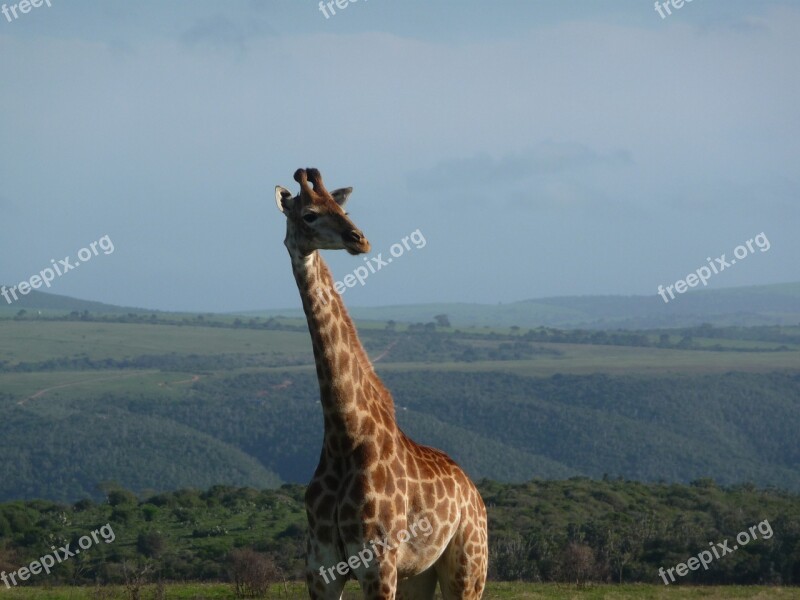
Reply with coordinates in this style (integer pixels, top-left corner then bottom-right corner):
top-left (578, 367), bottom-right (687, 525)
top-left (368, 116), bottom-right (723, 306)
top-left (408, 143), bottom-right (632, 191)
top-left (180, 15), bottom-right (248, 49)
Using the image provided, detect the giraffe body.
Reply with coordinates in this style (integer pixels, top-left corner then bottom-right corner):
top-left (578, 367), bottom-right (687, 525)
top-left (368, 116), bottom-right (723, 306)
top-left (276, 169), bottom-right (488, 600)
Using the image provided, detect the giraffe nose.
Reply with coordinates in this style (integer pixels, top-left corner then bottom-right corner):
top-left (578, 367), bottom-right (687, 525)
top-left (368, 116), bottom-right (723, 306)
top-left (343, 230), bottom-right (364, 244)
top-left (343, 229), bottom-right (370, 254)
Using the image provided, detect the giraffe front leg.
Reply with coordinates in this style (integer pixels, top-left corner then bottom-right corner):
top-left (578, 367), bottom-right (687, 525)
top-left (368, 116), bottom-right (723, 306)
top-left (351, 545), bottom-right (399, 600)
top-left (306, 543), bottom-right (349, 600)
top-left (305, 560), bottom-right (348, 600)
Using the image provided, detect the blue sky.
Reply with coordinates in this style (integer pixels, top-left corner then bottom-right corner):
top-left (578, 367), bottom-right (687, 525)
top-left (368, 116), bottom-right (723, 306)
top-left (1, 1), bottom-right (798, 311)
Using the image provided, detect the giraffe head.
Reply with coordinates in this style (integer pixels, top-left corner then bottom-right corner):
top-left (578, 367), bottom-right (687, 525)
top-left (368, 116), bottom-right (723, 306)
top-left (276, 168), bottom-right (371, 257)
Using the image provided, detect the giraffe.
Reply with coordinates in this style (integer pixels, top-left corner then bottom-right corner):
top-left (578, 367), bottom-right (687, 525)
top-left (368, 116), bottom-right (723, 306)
top-left (274, 168), bottom-right (488, 600)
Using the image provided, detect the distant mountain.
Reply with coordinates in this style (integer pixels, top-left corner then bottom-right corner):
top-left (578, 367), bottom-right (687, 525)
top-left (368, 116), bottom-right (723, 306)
top-left (4, 281), bottom-right (799, 329)
top-left (243, 281), bottom-right (800, 329)
top-left (0, 286), bottom-right (150, 315)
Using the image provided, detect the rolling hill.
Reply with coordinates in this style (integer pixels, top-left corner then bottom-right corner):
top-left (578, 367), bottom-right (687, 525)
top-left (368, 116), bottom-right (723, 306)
top-left (0, 312), bottom-right (798, 502)
top-left (3, 281), bottom-right (800, 329)
top-left (0, 286), bottom-right (149, 315)
top-left (245, 281), bottom-right (800, 329)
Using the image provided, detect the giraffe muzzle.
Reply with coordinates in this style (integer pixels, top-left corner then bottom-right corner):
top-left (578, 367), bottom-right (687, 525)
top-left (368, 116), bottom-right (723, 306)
top-left (343, 229), bottom-right (371, 255)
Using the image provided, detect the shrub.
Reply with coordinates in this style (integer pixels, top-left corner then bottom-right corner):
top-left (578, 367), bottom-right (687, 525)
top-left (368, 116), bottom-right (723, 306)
top-left (108, 490), bottom-right (138, 507)
top-left (136, 531), bottom-right (166, 558)
top-left (227, 548), bottom-right (281, 598)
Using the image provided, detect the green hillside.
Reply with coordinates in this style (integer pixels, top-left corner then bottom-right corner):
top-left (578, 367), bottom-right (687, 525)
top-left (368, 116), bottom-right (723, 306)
top-left (98, 369), bottom-right (799, 491)
top-left (0, 313), bottom-right (798, 502)
top-left (0, 396), bottom-right (282, 502)
top-left (0, 287), bottom-right (148, 316)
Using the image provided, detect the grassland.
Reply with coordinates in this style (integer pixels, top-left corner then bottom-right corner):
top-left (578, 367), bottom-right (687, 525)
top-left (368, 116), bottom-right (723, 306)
top-left (0, 321), bottom-right (311, 364)
top-left (1, 582), bottom-right (798, 599)
top-left (2, 320), bottom-right (798, 385)
top-left (1, 313), bottom-right (799, 500)
top-left (0, 304), bottom-right (799, 594)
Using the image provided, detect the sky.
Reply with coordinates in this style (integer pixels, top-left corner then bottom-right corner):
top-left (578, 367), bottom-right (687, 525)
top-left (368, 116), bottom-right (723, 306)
top-left (1, 0), bottom-right (798, 312)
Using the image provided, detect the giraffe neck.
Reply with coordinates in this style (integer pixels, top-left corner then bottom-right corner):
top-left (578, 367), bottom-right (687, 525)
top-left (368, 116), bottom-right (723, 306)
top-left (289, 250), bottom-right (395, 451)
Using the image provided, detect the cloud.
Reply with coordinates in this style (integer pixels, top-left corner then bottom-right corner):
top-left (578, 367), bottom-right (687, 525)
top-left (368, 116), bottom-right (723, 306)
top-left (178, 10), bottom-right (275, 52)
top-left (180, 15), bottom-right (248, 49)
top-left (692, 14), bottom-right (771, 35)
top-left (407, 142), bottom-right (632, 191)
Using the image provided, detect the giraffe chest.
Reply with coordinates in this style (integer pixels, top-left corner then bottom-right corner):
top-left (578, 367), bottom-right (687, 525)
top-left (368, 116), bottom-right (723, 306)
top-left (307, 445), bottom-right (407, 521)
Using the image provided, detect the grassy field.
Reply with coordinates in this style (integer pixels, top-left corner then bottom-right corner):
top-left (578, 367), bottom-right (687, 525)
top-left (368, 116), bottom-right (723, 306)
top-left (1, 582), bottom-right (798, 600)
top-left (0, 321), bottom-right (311, 363)
top-left (3, 344), bottom-right (798, 407)
top-left (0, 370), bottom-right (187, 408)
top-left (2, 320), bottom-right (797, 383)
top-left (1, 317), bottom-right (798, 412)
top-left (265, 343), bottom-right (800, 376)
top-left (379, 343), bottom-right (800, 375)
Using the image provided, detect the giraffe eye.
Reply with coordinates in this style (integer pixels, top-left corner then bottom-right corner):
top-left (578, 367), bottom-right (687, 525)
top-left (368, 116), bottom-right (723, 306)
top-left (303, 213), bottom-right (318, 224)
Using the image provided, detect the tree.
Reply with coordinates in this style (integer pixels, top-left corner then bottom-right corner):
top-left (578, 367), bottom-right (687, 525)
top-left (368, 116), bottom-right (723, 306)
top-left (121, 560), bottom-right (154, 600)
top-left (227, 549), bottom-right (281, 598)
top-left (108, 489), bottom-right (138, 507)
top-left (434, 314), bottom-right (451, 328)
top-left (137, 531), bottom-right (167, 558)
top-left (141, 504), bottom-right (159, 522)
top-left (606, 528), bottom-right (634, 584)
top-left (559, 542), bottom-right (597, 586)
top-left (0, 544), bottom-right (19, 576)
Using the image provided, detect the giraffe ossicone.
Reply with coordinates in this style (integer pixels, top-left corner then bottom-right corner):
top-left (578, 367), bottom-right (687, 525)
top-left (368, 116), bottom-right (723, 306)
top-left (275, 168), bottom-right (488, 600)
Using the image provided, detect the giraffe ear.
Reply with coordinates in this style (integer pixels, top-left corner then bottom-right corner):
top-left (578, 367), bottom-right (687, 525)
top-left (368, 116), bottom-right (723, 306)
top-left (275, 186), bottom-right (294, 214)
top-left (330, 187), bottom-right (353, 208)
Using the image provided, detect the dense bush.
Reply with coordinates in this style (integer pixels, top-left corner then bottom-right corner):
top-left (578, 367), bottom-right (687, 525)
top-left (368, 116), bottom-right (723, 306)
top-left (0, 481), bottom-right (798, 586)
